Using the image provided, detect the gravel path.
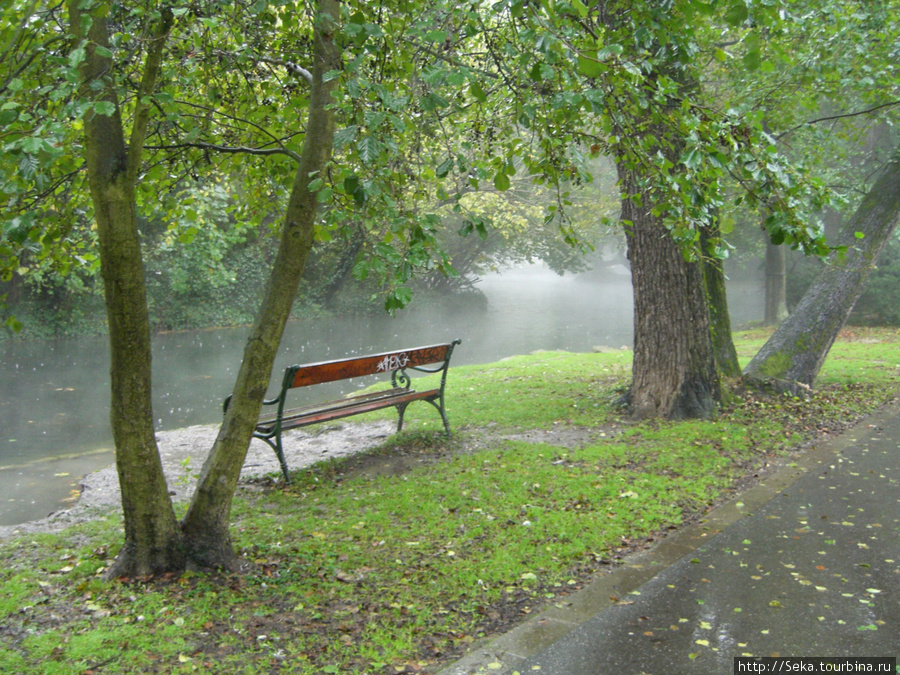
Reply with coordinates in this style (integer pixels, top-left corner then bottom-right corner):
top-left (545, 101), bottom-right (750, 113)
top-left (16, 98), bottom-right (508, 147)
top-left (0, 420), bottom-right (396, 539)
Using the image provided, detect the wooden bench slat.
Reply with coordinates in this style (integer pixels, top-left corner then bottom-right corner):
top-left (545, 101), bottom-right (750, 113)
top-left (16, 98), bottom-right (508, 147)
top-left (232, 339), bottom-right (460, 484)
top-left (255, 388), bottom-right (410, 433)
top-left (288, 343), bottom-right (454, 388)
top-left (280, 388), bottom-right (440, 430)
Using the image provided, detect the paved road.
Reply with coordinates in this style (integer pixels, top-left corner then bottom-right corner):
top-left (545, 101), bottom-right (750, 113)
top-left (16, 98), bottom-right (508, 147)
top-left (440, 401), bottom-right (900, 675)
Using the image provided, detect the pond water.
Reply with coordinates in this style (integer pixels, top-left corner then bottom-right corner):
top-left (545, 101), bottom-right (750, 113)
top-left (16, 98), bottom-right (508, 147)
top-left (0, 264), bottom-right (761, 526)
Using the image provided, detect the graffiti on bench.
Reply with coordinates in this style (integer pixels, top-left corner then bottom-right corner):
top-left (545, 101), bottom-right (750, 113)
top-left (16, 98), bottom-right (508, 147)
top-left (376, 352), bottom-right (410, 373)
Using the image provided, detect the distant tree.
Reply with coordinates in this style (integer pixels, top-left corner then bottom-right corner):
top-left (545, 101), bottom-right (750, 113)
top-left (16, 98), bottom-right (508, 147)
top-left (744, 156), bottom-right (900, 393)
top-left (764, 240), bottom-right (788, 325)
top-left (713, 0), bottom-right (900, 327)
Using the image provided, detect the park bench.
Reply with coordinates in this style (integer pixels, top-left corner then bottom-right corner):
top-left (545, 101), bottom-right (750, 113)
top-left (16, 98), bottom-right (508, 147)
top-left (229, 339), bottom-right (462, 484)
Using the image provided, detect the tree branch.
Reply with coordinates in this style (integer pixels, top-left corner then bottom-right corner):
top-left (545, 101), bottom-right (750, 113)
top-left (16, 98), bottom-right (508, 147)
top-left (172, 98), bottom-right (293, 149)
top-left (405, 40), bottom-right (499, 81)
top-left (0, 0), bottom-right (40, 68)
top-left (777, 100), bottom-right (900, 140)
top-left (127, 7), bottom-right (174, 183)
top-left (144, 141), bottom-right (302, 162)
top-left (256, 56), bottom-right (314, 85)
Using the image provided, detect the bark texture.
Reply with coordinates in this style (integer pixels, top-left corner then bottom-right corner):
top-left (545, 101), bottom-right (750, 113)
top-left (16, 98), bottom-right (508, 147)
top-left (621, 168), bottom-right (720, 419)
top-left (744, 158), bottom-right (900, 393)
top-left (179, 0), bottom-right (342, 570)
top-left (701, 225), bottom-right (741, 379)
top-left (69, 2), bottom-right (184, 577)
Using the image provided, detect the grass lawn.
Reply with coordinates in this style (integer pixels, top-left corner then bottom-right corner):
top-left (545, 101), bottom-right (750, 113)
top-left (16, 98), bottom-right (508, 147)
top-left (1, 328), bottom-right (898, 674)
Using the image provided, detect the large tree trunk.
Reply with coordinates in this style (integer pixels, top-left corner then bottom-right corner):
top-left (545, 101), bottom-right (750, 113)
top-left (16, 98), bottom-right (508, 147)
top-left (621, 167), bottom-right (720, 419)
top-left (764, 239), bottom-right (788, 325)
top-left (744, 157), bottom-right (900, 393)
top-left (70, 2), bottom-right (183, 577)
top-left (701, 225), bottom-right (741, 379)
top-left (179, 0), bottom-right (341, 570)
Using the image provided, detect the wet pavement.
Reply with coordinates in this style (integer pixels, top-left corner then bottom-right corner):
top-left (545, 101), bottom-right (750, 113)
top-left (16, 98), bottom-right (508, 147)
top-left (439, 400), bottom-right (900, 675)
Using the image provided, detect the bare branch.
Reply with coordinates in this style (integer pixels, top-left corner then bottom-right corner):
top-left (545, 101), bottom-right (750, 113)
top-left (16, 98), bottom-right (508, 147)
top-left (777, 100), bottom-right (900, 140)
top-left (405, 40), bottom-right (499, 81)
top-left (258, 56), bottom-right (314, 85)
top-left (173, 99), bottom-right (291, 149)
top-left (144, 141), bottom-right (302, 162)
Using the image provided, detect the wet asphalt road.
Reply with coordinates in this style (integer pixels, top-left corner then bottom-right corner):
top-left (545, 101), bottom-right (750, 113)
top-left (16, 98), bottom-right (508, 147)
top-left (441, 401), bottom-right (900, 675)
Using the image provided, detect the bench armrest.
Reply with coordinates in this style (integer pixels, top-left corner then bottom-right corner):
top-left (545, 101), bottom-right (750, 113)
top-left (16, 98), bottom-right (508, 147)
top-left (223, 393), bottom-right (283, 414)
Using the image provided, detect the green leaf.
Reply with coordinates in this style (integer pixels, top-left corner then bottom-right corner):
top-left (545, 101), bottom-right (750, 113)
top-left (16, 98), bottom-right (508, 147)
top-left (743, 32), bottom-right (761, 71)
top-left (94, 101), bottom-right (116, 116)
top-left (436, 157), bottom-right (454, 178)
top-left (725, 2), bottom-right (749, 26)
top-left (333, 126), bottom-right (358, 150)
top-left (421, 92), bottom-right (449, 111)
top-left (19, 136), bottom-right (46, 154)
top-left (493, 172), bottom-right (510, 192)
top-left (681, 148), bottom-right (701, 170)
top-left (597, 44), bottom-right (624, 60)
top-left (743, 50), bottom-right (761, 71)
top-left (357, 136), bottom-right (381, 164)
top-left (469, 81), bottom-right (488, 103)
top-left (344, 175), bottom-right (367, 207)
top-left (578, 53), bottom-right (607, 78)
top-left (69, 47), bottom-right (86, 69)
top-left (385, 286), bottom-right (413, 313)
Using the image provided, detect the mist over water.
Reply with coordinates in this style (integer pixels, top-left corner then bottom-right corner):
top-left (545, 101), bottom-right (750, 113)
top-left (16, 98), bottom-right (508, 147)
top-left (0, 263), bottom-right (759, 526)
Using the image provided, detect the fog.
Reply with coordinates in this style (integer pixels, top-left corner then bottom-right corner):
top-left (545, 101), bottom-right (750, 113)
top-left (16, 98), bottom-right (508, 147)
top-left (0, 261), bottom-right (764, 525)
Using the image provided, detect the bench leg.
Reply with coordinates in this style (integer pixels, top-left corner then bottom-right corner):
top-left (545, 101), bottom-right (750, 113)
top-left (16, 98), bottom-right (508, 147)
top-left (396, 403), bottom-right (409, 433)
top-left (274, 434), bottom-right (292, 485)
top-left (433, 398), bottom-right (452, 435)
top-left (258, 434), bottom-right (292, 485)
top-left (396, 399), bottom-right (452, 435)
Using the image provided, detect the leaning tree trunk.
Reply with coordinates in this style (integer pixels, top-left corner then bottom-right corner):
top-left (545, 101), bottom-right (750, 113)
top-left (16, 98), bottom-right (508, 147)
top-left (179, 0), bottom-right (341, 570)
top-left (701, 224), bottom-right (741, 379)
top-left (621, 167), bottom-right (720, 419)
top-left (744, 157), bottom-right (900, 393)
top-left (70, 2), bottom-right (184, 577)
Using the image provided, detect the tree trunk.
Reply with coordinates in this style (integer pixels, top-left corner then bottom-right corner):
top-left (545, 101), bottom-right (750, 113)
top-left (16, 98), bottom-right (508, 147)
top-left (69, 2), bottom-right (184, 577)
top-left (621, 168), bottom-right (720, 419)
top-left (764, 239), bottom-right (788, 325)
top-left (744, 157), bottom-right (900, 393)
top-left (320, 225), bottom-right (366, 305)
top-left (701, 225), bottom-right (741, 379)
top-left (179, 0), bottom-right (342, 570)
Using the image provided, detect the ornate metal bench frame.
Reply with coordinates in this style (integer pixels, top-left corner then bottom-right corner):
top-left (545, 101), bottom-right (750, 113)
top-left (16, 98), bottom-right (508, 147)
top-left (226, 339), bottom-right (461, 483)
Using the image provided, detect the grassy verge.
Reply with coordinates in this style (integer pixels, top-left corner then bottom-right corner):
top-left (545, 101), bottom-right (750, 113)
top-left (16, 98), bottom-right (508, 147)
top-left (1, 329), bottom-right (898, 674)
